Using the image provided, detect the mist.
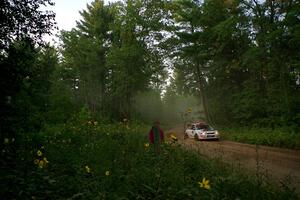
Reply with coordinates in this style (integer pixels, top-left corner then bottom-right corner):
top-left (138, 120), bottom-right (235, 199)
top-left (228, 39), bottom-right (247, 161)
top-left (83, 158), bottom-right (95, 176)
top-left (132, 91), bottom-right (204, 126)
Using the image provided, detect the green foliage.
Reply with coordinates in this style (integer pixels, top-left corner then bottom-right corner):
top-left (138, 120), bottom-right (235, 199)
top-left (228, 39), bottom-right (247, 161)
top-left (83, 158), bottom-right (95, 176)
top-left (0, 0), bottom-right (56, 49)
top-left (0, 42), bottom-right (58, 137)
top-left (1, 1), bottom-right (299, 198)
top-left (0, 0), bottom-right (56, 141)
top-left (1, 117), bottom-right (298, 199)
top-left (222, 127), bottom-right (300, 149)
top-left (59, 0), bottom-right (169, 120)
top-left (168, 0), bottom-right (300, 129)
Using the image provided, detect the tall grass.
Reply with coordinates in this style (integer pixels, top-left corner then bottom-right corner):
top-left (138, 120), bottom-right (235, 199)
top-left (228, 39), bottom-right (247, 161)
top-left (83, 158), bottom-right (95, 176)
top-left (1, 117), bottom-right (298, 199)
top-left (221, 127), bottom-right (300, 149)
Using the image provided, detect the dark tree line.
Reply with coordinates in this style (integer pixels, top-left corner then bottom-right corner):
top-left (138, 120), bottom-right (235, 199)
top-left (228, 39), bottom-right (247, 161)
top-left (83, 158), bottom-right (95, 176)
top-left (1, 0), bottom-right (299, 140)
top-left (0, 0), bottom-right (56, 139)
top-left (167, 0), bottom-right (300, 129)
top-left (0, 1), bottom-right (56, 198)
top-left (0, 1), bottom-right (299, 198)
top-left (58, 0), bottom-right (169, 120)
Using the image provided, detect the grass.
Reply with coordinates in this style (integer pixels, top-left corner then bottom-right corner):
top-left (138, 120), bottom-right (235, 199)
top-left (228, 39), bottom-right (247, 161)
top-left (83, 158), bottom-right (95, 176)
top-left (220, 127), bottom-right (300, 149)
top-left (1, 117), bottom-right (299, 199)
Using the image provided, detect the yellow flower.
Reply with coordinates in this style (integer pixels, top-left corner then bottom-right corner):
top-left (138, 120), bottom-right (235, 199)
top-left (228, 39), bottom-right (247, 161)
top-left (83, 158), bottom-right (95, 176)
top-left (171, 134), bottom-right (178, 141)
top-left (198, 178), bottom-right (211, 190)
top-left (4, 138), bottom-right (9, 144)
top-left (37, 150), bottom-right (43, 157)
top-left (43, 157), bottom-right (49, 164)
top-left (144, 143), bottom-right (149, 148)
top-left (186, 108), bottom-right (192, 113)
top-left (85, 165), bottom-right (91, 173)
top-left (34, 159), bottom-right (39, 165)
top-left (38, 160), bottom-right (45, 168)
top-left (105, 170), bottom-right (111, 176)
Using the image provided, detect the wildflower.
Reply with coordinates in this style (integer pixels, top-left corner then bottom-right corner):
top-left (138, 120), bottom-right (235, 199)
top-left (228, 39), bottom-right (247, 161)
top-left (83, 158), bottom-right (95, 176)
top-left (105, 170), bottom-right (110, 176)
top-left (41, 146), bottom-right (45, 149)
top-left (37, 150), bottom-right (43, 157)
top-left (171, 134), bottom-right (178, 142)
top-left (35, 157), bottom-right (49, 168)
top-left (123, 118), bottom-right (127, 122)
top-left (38, 160), bottom-right (45, 168)
top-left (4, 138), bottom-right (9, 144)
top-left (186, 108), bottom-right (192, 113)
top-left (43, 157), bottom-right (49, 164)
top-left (88, 121), bottom-right (92, 125)
top-left (144, 143), bottom-right (149, 149)
top-left (85, 165), bottom-right (91, 173)
top-left (93, 121), bottom-right (98, 126)
top-left (11, 138), bottom-right (15, 142)
top-left (198, 178), bottom-right (211, 190)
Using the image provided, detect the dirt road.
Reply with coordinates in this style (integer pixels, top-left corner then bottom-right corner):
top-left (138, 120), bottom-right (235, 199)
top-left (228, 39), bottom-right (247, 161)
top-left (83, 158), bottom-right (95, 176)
top-left (166, 126), bottom-right (300, 193)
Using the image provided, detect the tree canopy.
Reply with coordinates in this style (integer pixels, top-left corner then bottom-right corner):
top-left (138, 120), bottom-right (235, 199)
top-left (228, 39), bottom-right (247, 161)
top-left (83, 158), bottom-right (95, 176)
top-left (1, 0), bottom-right (299, 134)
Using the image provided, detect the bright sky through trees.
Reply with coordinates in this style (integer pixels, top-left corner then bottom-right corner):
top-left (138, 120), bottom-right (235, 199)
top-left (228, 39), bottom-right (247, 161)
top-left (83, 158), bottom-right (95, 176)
top-left (44, 0), bottom-right (118, 42)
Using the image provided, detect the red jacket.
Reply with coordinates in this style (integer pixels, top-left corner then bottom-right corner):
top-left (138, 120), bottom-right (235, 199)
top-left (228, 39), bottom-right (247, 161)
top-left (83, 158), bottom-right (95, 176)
top-left (148, 126), bottom-right (164, 144)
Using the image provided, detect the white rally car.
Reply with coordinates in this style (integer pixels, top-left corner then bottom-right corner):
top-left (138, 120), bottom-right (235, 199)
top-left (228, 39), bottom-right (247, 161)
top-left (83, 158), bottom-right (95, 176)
top-left (184, 122), bottom-right (219, 140)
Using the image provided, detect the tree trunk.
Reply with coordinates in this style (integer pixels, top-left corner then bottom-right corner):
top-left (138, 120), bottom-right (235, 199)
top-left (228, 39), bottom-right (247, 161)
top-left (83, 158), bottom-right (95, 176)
top-left (194, 61), bottom-right (210, 123)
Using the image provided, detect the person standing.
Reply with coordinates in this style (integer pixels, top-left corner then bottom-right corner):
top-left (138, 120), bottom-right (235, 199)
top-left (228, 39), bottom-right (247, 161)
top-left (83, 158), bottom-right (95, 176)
top-left (148, 121), bottom-right (164, 154)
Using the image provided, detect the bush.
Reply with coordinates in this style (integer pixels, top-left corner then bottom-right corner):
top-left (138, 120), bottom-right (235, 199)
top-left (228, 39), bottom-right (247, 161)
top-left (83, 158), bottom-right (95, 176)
top-left (221, 127), bottom-right (300, 149)
top-left (1, 117), bottom-right (298, 199)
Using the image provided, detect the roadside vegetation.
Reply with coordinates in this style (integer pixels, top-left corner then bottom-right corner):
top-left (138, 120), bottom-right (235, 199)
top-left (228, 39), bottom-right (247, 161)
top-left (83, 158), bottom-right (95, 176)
top-left (1, 0), bottom-right (300, 199)
top-left (221, 127), bottom-right (300, 149)
top-left (2, 111), bottom-right (298, 199)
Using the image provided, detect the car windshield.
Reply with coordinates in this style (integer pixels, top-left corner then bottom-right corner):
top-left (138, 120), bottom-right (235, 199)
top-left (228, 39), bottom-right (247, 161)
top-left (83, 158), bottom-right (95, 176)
top-left (196, 124), bottom-right (213, 130)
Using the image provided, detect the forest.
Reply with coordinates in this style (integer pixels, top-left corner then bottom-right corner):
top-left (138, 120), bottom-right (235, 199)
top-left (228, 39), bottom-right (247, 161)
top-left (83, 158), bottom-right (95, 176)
top-left (2, 0), bottom-right (300, 130)
top-left (1, 0), bottom-right (300, 199)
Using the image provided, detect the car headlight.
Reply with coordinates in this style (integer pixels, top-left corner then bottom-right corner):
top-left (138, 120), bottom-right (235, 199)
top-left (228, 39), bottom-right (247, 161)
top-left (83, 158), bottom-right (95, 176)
top-left (215, 131), bottom-right (219, 135)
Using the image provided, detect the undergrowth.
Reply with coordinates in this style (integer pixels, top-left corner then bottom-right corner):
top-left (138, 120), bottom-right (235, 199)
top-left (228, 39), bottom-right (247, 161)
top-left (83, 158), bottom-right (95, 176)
top-left (1, 112), bottom-right (298, 199)
top-left (221, 127), bottom-right (300, 149)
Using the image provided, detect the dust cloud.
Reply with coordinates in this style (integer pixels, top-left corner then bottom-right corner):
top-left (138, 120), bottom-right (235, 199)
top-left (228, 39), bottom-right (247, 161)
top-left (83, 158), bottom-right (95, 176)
top-left (132, 91), bottom-right (204, 126)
